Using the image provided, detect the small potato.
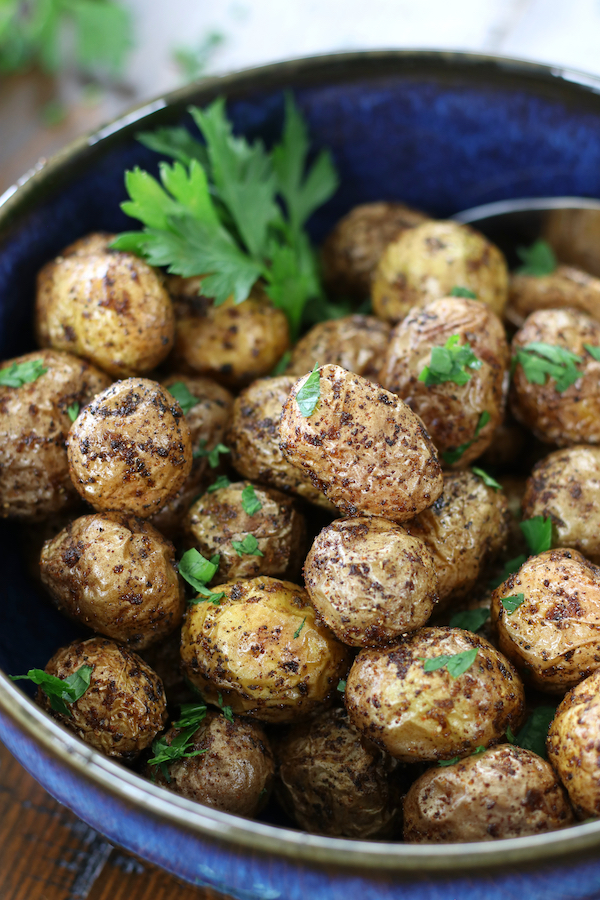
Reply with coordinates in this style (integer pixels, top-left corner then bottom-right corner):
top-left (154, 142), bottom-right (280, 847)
top-left (506, 265), bottom-right (600, 329)
top-left (286, 315), bottom-right (391, 383)
top-left (0, 350), bottom-right (111, 520)
top-left (544, 207), bottom-right (600, 279)
top-left (303, 516), bottom-right (438, 646)
top-left (187, 481), bottom-right (306, 582)
top-left (380, 297), bottom-right (509, 466)
top-left (180, 577), bottom-right (351, 723)
top-left (36, 232), bottom-right (174, 378)
top-left (510, 308), bottom-right (600, 446)
top-left (403, 744), bottom-right (574, 842)
top-left (38, 637), bottom-right (167, 761)
top-left (345, 627), bottom-right (525, 762)
top-left (491, 549), bottom-right (600, 693)
top-left (67, 378), bottom-right (192, 518)
top-left (371, 221), bottom-right (508, 323)
top-left (168, 277), bottom-right (290, 389)
top-left (279, 365), bottom-right (443, 522)
top-left (275, 706), bottom-right (405, 838)
top-left (40, 512), bottom-right (185, 650)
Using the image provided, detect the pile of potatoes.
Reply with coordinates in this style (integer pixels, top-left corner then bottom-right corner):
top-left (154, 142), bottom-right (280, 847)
top-left (7, 202), bottom-right (600, 841)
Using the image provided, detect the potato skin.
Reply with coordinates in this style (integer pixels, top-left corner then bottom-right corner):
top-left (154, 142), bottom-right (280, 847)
top-left (67, 378), bottom-right (192, 518)
top-left (274, 706), bottom-right (405, 838)
top-left (40, 512), bottom-right (185, 650)
top-left (345, 627), bottom-right (525, 762)
top-left (286, 315), bottom-right (391, 383)
top-left (0, 349), bottom-right (111, 520)
top-left (279, 365), bottom-right (443, 522)
top-left (371, 221), bottom-right (508, 323)
top-left (35, 233), bottom-right (174, 378)
top-left (303, 516), bottom-right (438, 646)
top-left (38, 637), bottom-right (167, 761)
top-left (506, 265), bottom-right (600, 329)
top-left (380, 297), bottom-right (509, 466)
top-left (403, 744), bottom-right (573, 842)
top-left (180, 577), bottom-right (351, 723)
top-left (491, 549), bottom-right (600, 693)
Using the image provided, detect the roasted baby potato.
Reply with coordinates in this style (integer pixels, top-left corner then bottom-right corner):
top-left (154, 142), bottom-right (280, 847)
top-left (286, 315), bottom-right (391, 383)
top-left (35, 232), bottom-right (174, 378)
top-left (180, 577), bottom-right (351, 723)
top-left (506, 265), bottom-right (600, 329)
top-left (303, 516), bottom-right (438, 646)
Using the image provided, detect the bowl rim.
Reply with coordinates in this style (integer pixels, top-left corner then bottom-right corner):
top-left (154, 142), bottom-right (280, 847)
top-left (3, 48), bottom-right (600, 876)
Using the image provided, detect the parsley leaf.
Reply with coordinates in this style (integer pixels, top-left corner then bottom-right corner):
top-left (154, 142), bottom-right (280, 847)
top-left (67, 403), bottom-right (79, 423)
top-left (449, 608), bottom-right (490, 633)
top-left (217, 692), bottom-right (234, 724)
top-left (179, 549), bottom-right (224, 604)
top-left (11, 665), bottom-right (92, 717)
top-left (419, 335), bottom-right (482, 386)
top-left (173, 701), bottom-right (208, 730)
top-left (520, 516), bottom-right (553, 555)
top-left (231, 534), bottom-right (264, 557)
top-left (271, 349), bottom-right (292, 376)
top-left (438, 756), bottom-right (460, 767)
top-left (241, 484), bottom-right (262, 516)
top-left (472, 467), bottom-right (501, 490)
top-left (489, 555), bottom-right (527, 589)
top-left (450, 286), bottom-right (477, 299)
top-left (194, 440), bottom-right (230, 468)
top-left (501, 594), bottom-right (525, 614)
top-left (584, 344), bottom-right (600, 361)
top-left (514, 343), bottom-right (582, 393)
top-left (337, 679), bottom-right (346, 693)
top-left (421, 649), bottom-right (478, 678)
top-left (167, 381), bottom-right (198, 415)
top-left (515, 239), bottom-right (557, 277)
top-left (511, 706), bottom-right (557, 759)
top-left (206, 475), bottom-right (231, 493)
top-left (137, 126), bottom-right (210, 169)
top-left (506, 725), bottom-right (516, 744)
top-left (0, 358), bottom-right (47, 387)
top-left (296, 364), bottom-right (320, 417)
top-left (148, 702), bottom-right (208, 779)
top-left (442, 410), bottom-right (491, 465)
top-left (293, 617), bottom-right (306, 640)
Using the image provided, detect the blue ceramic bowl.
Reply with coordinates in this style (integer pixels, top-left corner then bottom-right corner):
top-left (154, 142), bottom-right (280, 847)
top-left (2, 51), bottom-right (600, 900)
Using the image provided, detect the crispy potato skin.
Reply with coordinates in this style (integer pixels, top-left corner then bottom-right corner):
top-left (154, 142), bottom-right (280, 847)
top-left (148, 711), bottom-right (275, 817)
top-left (371, 221), bottom-right (508, 323)
top-left (187, 481), bottom-right (306, 582)
top-left (303, 516), bottom-right (438, 646)
top-left (0, 350), bottom-right (111, 520)
top-left (35, 233), bottom-right (174, 378)
top-left (39, 637), bottom-right (167, 761)
top-left (510, 308), bottom-right (600, 446)
top-left (491, 549), bottom-right (600, 693)
top-left (380, 297), bottom-right (509, 466)
top-left (67, 378), bottom-right (192, 518)
top-left (274, 706), bottom-right (405, 838)
top-left (40, 512), bottom-right (185, 650)
top-left (345, 627), bottom-right (525, 762)
top-left (403, 744), bottom-right (573, 842)
top-left (404, 470), bottom-right (509, 605)
top-left (180, 577), bottom-right (351, 723)
top-left (286, 315), bottom-right (391, 383)
top-left (506, 265), bottom-right (600, 329)
top-left (279, 365), bottom-right (443, 522)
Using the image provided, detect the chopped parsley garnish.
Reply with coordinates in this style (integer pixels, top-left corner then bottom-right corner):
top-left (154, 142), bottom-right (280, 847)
top-left (179, 548), bottom-right (224, 605)
top-left (442, 410), bottom-right (491, 465)
top-left (67, 403), bottom-right (79, 423)
top-left (506, 725), bottom-right (516, 744)
top-left (337, 679), bottom-right (346, 693)
top-left (271, 349), bottom-right (292, 376)
top-left (11, 665), bottom-right (92, 717)
top-left (241, 484), bottom-right (262, 516)
top-left (438, 756), bottom-right (460, 767)
top-left (489, 555), bottom-right (527, 589)
top-left (206, 475), bottom-right (231, 493)
top-left (421, 649), bottom-right (478, 678)
top-left (148, 701), bottom-right (208, 779)
top-left (449, 608), bottom-right (490, 633)
top-left (231, 534), bottom-right (264, 557)
top-left (513, 342), bottom-right (582, 393)
top-left (472, 467), bottom-right (501, 490)
top-left (0, 358), bottom-right (47, 388)
top-left (515, 239), bottom-right (557, 277)
top-left (506, 707), bottom-right (556, 759)
top-left (167, 381), bottom-right (198, 415)
top-left (520, 515), bottom-right (553, 555)
top-left (296, 364), bottom-right (321, 417)
top-left (217, 693), bottom-right (234, 723)
top-left (584, 344), bottom-right (600, 362)
top-left (293, 617), bottom-right (306, 639)
top-left (194, 440), bottom-right (230, 468)
top-left (501, 594), bottom-right (525, 615)
top-left (418, 334), bottom-right (482, 386)
top-left (450, 286), bottom-right (477, 299)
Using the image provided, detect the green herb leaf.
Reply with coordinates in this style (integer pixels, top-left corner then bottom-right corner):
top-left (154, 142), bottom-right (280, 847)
top-left (0, 358), bottom-right (47, 388)
top-left (449, 608), bottom-right (490, 633)
top-left (217, 692), bottom-right (234, 724)
top-left (419, 334), bottom-right (482, 386)
top-left (474, 410), bottom-right (491, 437)
top-left (584, 344), bottom-right (600, 362)
top-left (489, 555), bottom-right (527, 589)
top-left (520, 516), bottom-right (553, 555)
top-left (67, 402), bottom-right (79, 423)
top-left (194, 440), bottom-right (230, 468)
top-left (501, 594), bottom-right (525, 615)
top-left (179, 549), bottom-right (222, 604)
top-left (438, 756), bottom-right (460, 767)
top-left (241, 484), bottom-right (263, 516)
top-left (173, 701), bottom-right (207, 730)
top-left (506, 725), bottom-right (516, 744)
top-left (271, 349), bottom-right (292, 376)
top-left (167, 381), bottom-right (198, 415)
top-left (450, 286), bottom-right (477, 299)
top-left (472, 467), bottom-right (501, 490)
top-left (442, 410), bottom-right (490, 465)
top-left (137, 126), bottom-right (210, 169)
top-left (206, 475), bottom-right (231, 493)
top-left (514, 343), bottom-right (582, 393)
top-left (512, 706), bottom-right (556, 759)
top-left (231, 534), bottom-right (264, 558)
top-left (148, 705), bottom-right (208, 777)
top-left (472, 745), bottom-right (486, 755)
top-left (11, 665), bottom-right (92, 717)
top-left (293, 617), bottom-right (306, 640)
top-left (337, 679), bottom-right (346, 693)
top-left (515, 239), bottom-right (557, 277)
top-left (422, 649), bottom-right (478, 678)
top-left (296, 364), bottom-right (320, 417)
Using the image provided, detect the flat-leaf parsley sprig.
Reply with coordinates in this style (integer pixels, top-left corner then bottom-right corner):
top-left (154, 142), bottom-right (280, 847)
top-left (515, 240), bottom-right (557, 277)
top-left (513, 342), bottom-right (582, 393)
top-left (149, 701), bottom-right (208, 780)
top-left (11, 665), bottom-right (93, 717)
top-left (0, 358), bottom-right (47, 387)
top-left (296, 364), bottom-right (321, 417)
top-left (179, 548), bottom-right (224, 605)
top-left (419, 334), bottom-right (482, 386)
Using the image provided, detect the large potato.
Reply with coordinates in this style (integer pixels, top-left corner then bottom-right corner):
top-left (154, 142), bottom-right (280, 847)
top-left (279, 365), bottom-right (443, 522)
top-left (506, 266), bottom-right (600, 329)
top-left (286, 315), bottom-right (391, 383)
top-left (35, 232), bottom-right (174, 378)
top-left (180, 577), bottom-right (351, 723)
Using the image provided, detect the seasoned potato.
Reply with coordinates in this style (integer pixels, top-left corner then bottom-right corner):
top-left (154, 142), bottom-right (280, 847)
top-left (491, 549), bottom-right (600, 693)
top-left (544, 207), bottom-right (600, 279)
top-left (510, 308), bottom-right (600, 445)
top-left (180, 577), bottom-right (351, 723)
top-left (40, 512), bottom-right (185, 650)
top-left (38, 637), bottom-right (167, 761)
top-left (380, 297), bottom-right (509, 466)
top-left (187, 481), bottom-right (306, 582)
top-left (506, 266), bottom-right (600, 329)
top-left (321, 201), bottom-right (429, 298)
top-left (371, 221), bottom-right (508, 323)
top-left (404, 744), bottom-right (573, 842)
top-left (149, 710), bottom-right (274, 817)
top-left (345, 627), bottom-right (525, 762)
top-left (286, 315), bottom-right (391, 383)
top-left (303, 516), bottom-right (438, 646)
top-left (168, 277), bottom-right (290, 389)
top-left (0, 349), bottom-right (111, 520)
top-left (67, 378), bottom-right (192, 518)
top-left (35, 232), bottom-right (174, 378)
top-left (279, 365), bottom-right (443, 522)
top-left (274, 706), bottom-right (405, 838)
top-left (404, 470), bottom-right (509, 605)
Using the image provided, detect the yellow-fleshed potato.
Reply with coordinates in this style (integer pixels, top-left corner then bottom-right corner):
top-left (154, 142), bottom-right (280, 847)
top-left (404, 470), bottom-right (509, 605)
top-left (321, 201), bottom-right (430, 299)
top-left (403, 744), bottom-right (574, 842)
top-left (187, 481), bottom-right (306, 582)
top-left (0, 349), bottom-right (111, 520)
top-left (180, 577), bottom-right (351, 723)
top-left (491, 549), bottom-right (600, 693)
top-left (168, 277), bottom-right (290, 389)
top-left (274, 706), bottom-right (405, 838)
top-left (67, 378), bottom-right (192, 518)
top-left (38, 637), bottom-right (167, 761)
top-left (286, 315), bottom-right (391, 383)
top-left (506, 266), bottom-right (600, 329)
top-left (279, 365), bottom-right (443, 522)
top-left (303, 516), bottom-right (438, 646)
top-left (40, 512), bottom-right (185, 650)
top-left (510, 308), bottom-right (600, 446)
top-left (345, 627), bottom-right (525, 762)
top-left (380, 297), bottom-right (509, 466)
top-left (35, 233), bottom-right (174, 378)
top-left (371, 221), bottom-right (508, 323)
